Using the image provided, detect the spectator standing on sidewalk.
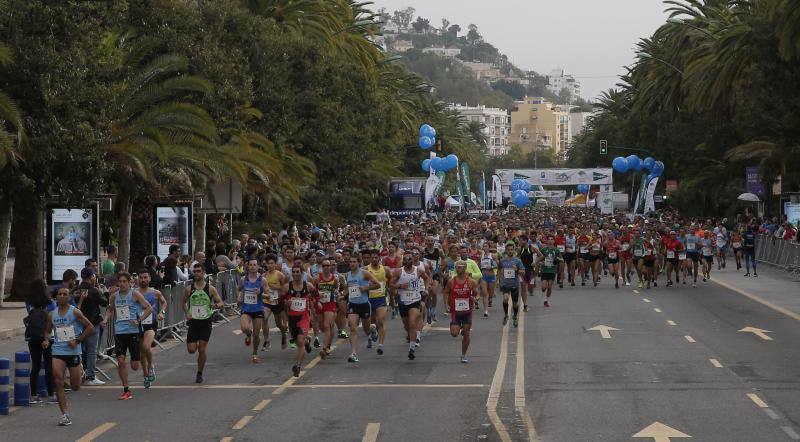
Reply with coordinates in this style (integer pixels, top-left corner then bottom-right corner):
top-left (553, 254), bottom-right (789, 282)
top-left (102, 245), bottom-right (117, 277)
top-left (75, 267), bottom-right (108, 385)
top-left (743, 224), bottom-right (758, 277)
top-left (24, 278), bottom-right (56, 403)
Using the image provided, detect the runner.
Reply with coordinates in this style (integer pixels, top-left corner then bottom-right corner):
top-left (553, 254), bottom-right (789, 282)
top-left (423, 236), bottom-right (444, 322)
top-left (136, 271), bottom-right (167, 387)
top-left (700, 231), bottom-right (715, 281)
top-left (45, 287), bottom-right (94, 426)
top-left (518, 237), bottom-right (537, 311)
top-left (103, 272), bottom-right (152, 399)
top-left (642, 230), bottom-right (657, 289)
top-left (554, 228), bottom-right (567, 288)
top-left (390, 253), bottom-right (423, 360)
top-left (588, 235), bottom-right (603, 287)
top-left (498, 242), bottom-right (532, 326)
top-left (714, 221), bottom-right (728, 270)
top-left (577, 230), bottom-right (591, 286)
top-left (365, 249), bottom-right (391, 354)
top-left (444, 260), bottom-right (475, 363)
top-left (263, 255), bottom-right (289, 350)
top-left (685, 227), bottom-right (701, 287)
top-left (605, 233), bottom-right (621, 288)
top-left (478, 243), bottom-right (497, 318)
top-left (344, 255), bottom-right (380, 363)
top-left (631, 229), bottom-right (646, 288)
top-left (314, 258), bottom-right (340, 358)
top-left (285, 265), bottom-right (316, 377)
top-left (730, 229), bottom-right (743, 270)
top-left (182, 264), bottom-right (224, 384)
top-left (742, 224), bottom-right (757, 277)
top-left (538, 236), bottom-right (560, 305)
top-left (564, 228), bottom-right (578, 286)
top-left (664, 231), bottom-right (682, 287)
top-left (238, 259), bottom-right (265, 363)
top-left (618, 227), bottom-right (633, 286)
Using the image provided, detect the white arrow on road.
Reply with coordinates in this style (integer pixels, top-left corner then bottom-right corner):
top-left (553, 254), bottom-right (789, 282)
top-left (633, 421), bottom-right (691, 442)
top-left (587, 325), bottom-right (620, 339)
top-left (738, 326), bottom-right (773, 341)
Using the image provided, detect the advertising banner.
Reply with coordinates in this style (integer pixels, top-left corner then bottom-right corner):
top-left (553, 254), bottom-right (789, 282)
top-left (153, 204), bottom-right (193, 260)
top-left (746, 166), bottom-right (764, 196)
top-left (599, 184), bottom-right (613, 214)
top-left (47, 207), bottom-right (98, 283)
top-left (784, 202), bottom-right (800, 228)
top-left (492, 174), bottom-right (502, 207)
top-left (644, 177), bottom-right (659, 213)
top-left (460, 162), bottom-right (471, 205)
top-left (496, 168), bottom-right (613, 186)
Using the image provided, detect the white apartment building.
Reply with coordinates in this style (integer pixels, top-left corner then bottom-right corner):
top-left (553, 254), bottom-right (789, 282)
top-left (546, 68), bottom-right (581, 102)
top-left (448, 104), bottom-right (511, 156)
top-left (422, 46), bottom-right (461, 58)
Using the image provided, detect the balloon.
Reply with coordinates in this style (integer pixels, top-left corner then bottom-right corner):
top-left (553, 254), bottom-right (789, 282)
top-left (626, 154), bottom-right (642, 171)
top-left (651, 160), bottom-right (664, 176)
top-left (612, 156), bottom-right (629, 173)
top-left (511, 179), bottom-right (526, 192)
top-left (421, 159), bottom-right (431, 172)
top-left (512, 191), bottom-right (530, 207)
top-left (445, 154), bottom-right (458, 170)
top-left (419, 124), bottom-right (436, 139)
top-left (577, 184), bottom-right (590, 194)
top-left (419, 136), bottom-right (433, 149)
top-left (521, 180), bottom-right (532, 192)
top-left (643, 156), bottom-right (655, 171)
top-left (430, 156), bottom-right (444, 171)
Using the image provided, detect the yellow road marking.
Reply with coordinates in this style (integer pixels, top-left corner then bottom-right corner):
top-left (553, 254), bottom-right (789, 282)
top-left (515, 310), bottom-right (539, 441)
top-left (220, 437), bottom-right (233, 442)
top-left (711, 276), bottom-right (800, 322)
top-left (747, 393), bottom-right (769, 408)
top-left (654, 308), bottom-right (662, 313)
top-left (643, 298), bottom-right (651, 303)
top-left (75, 422), bottom-right (117, 442)
top-left (684, 335), bottom-right (696, 343)
top-left (273, 373), bottom-right (304, 395)
top-left (362, 423), bottom-right (381, 442)
top-left (232, 415), bottom-right (252, 430)
top-left (709, 358), bottom-right (723, 368)
top-left (252, 399), bottom-right (271, 411)
top-left (486, 302), bottom-right (513, 442)
top-left (290, 383), bottom-right (486, 388)
top-left (667, 320), bottom-right (677, 326)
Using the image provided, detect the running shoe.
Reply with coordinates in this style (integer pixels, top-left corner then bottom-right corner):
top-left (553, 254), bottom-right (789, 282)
top-left (86, 378), bottom-right (106, 386)
top-left (370, 325), bottom-right (378, 342)
top-left (523, 305), bottom-right (529, 312)
top-left (543, 300), bottom-right (550, 308)
top-left (367, 337), bottom-right (373, 349)
top-left (615, 282), bottom-right (619, 289)
top-left (377, 346), bottom-right (384, 355)
top-left (460, 355), bottom-right (469, 364)
top-left (292, 365), bottom-right (300, 377)
top-left (653, 281), bottom-right (658, 287)
top-left (195, 372), bottom-right (203, 384)
top-left (262, 341), bottom-right (270, 352)
top-left (502, 316), bottom-right (509, 326)
top-left (305, 338), bottom-right (312, 354)
top-left (290, 340), bottom-right (297, 350)
top-left (58, 414), bottom-right (72, 426)
top-left (29, 396), bottom-right (42, 404)
top-left (753, 273), bottom-right (758, 277)
top-left (408, 349), bottom-right (416, 360)
top-left (119, 390), bottom-right (133, 400)
top-left (144, 378), bottom-right (151, 389)
top-left (513, 318), bottom-right (518, 328)
top-left (692, 283), bottom-right (697, 288)
top-left (313, 336), bottom-right (320, 348)
top-left (488, 299), bottom-right (493, 308)
top-left (251, 355), bottom-right (260, 363)
top-left (245, 334), bottom-right (251, 347)
top-left (743, 273), bottom-right (750, 277)
top-left (559, 283), bottom-right (564, 289)
top-left (483, 311), bottom-right (489, 318)
top-left (347, 354), bottom-right (359, 363)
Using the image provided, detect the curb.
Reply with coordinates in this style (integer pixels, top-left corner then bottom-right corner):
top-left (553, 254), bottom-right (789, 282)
top-left (0, 326), bottom-right (25, 340)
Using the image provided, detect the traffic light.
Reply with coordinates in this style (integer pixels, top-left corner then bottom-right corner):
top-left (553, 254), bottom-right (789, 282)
top-left (600, 140), bottom-right (608, 155)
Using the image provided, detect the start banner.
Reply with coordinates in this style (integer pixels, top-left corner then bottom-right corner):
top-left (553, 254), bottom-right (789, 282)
top-left (497, 168), bottom-right (613, 186)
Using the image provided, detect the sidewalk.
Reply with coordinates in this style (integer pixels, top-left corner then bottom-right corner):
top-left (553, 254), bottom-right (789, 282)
top-left (711, 261), bottom-right (800, 322)
top-left (0, 301), bottom-right (27, 339)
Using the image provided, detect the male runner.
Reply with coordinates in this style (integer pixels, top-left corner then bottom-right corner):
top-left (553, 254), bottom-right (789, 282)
top-left (391, 253), bottom-right (423, 360)
top-left (182, 264), bottom-right (224, 383)
top-left (538, 236), bottom-right (560, 306)
top-left (136, 271), bottom-right (166, 387)
top-left (345, 255), bottom-right (380, 363)
top-left (365, 249), bottom-right (391, 354)
top-left (444, 260), bottom-right (475, 363)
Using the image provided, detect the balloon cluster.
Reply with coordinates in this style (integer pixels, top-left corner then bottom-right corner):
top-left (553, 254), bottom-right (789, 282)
top-left (577, 184), bottom-right (590, 194)
top-left (419, 124), bottom-right (459, 173)
top-left (612, 154), bottom-right (664, 181)
top-left (511, 179), bottom-right (532, 207)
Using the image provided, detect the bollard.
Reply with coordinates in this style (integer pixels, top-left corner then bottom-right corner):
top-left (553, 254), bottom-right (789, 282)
top-left (0, 358), bottom-right (9, 415)
top-left (13, 351), bottom-right (30, 407)
top-left (36, 355), bottom-right (47, 398)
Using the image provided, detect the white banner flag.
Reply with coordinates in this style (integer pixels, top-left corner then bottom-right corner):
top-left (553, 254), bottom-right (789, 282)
top-left (425, 173), bottom-right (441, 210)
top-left (492, 174), bottom-right (502, 207)
top-left (644, 177), bottom-right (659, 213)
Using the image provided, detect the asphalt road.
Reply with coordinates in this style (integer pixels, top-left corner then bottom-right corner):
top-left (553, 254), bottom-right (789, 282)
top-left (1, 268), bottom-right (799, 442)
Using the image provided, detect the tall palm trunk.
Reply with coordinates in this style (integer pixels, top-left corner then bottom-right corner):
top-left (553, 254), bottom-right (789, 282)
top-left (195, 211), bottom-right (206, 255)
top-left (0, 198), bottom-right (11, 306)
top-left (117, 191), bottom-right (133, 270)
top-left (10, 195), bottom-right (42, 301)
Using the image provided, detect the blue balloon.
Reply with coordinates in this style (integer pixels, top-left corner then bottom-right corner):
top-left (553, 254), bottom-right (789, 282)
top-left (651, 160), bottom-right (664, 176)
top-left (577, 184), bottom-right (590, 194)
top-left (512, 191), bottom-right (530, 207)
top-left (445, 154), bottom-right (458, 170)
top-left (430, 156), bottom-right (444, 171)
top-left (647, 173), bottom-right (656, 183)
top-left (421, 159), bottom-right (431, 172)
top-left (511, 179), bottom-right (526, 192)
top-left (626, 155), bottom-right (642, 171)
top-left (419, 136), bottom-right (433, 149)
top-left (522, 180), bottom-right (532, 192)
top-left (612, 156), bottom-right (629, 173)
top-left (643, 156), bottom-right (655, 171)
top-left (420, 124), bottom-right (436, 139)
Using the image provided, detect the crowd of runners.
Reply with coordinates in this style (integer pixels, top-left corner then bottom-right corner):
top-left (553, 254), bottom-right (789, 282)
top-left (24, 205), bottom-right (767, 426)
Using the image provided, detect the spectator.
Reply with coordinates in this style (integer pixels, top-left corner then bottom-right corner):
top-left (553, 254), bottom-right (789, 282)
top-left (144, 255), bottom-right (164, 289)
top-left (162, 256), bottom-right (179, 286)
top-left (24, 278), bottom-right (55, 403)
top-left (75, 267), bottom-right (108, 385)
top-left (102, 245), bottom-right (117, 276)
top-left (177, 254), bottom-right (191, 281)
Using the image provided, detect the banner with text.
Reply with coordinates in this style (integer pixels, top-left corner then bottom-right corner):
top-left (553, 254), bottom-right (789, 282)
top-left (497, 168), bottom-right (613, 187)
top-left (644, 177), bottom-right (659, 213)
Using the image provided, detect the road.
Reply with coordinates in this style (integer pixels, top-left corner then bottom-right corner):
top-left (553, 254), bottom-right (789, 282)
top-left (1, 268), bottom-right (799, 442)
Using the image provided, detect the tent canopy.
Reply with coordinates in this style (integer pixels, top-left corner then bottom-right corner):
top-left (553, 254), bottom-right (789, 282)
top-left (737, 192), bottom-right (761, 202)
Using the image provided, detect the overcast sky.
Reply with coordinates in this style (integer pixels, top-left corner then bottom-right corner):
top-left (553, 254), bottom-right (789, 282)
top-left (370, 0), bottom-right (670, 100)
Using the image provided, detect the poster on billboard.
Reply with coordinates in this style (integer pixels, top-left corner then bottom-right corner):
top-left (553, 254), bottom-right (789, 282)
top-left (746, 166), bottom-right (764, 196)
top-left (153, 204), bottom-right (193, 260)
top-left (47, 207), bottom-right (98, 284)
top-left (784, 202), bottom-right (800, 228)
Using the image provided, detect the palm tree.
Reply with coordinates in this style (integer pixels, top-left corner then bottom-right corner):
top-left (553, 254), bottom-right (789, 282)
top-left (465, 120), bottom-right (487, 150)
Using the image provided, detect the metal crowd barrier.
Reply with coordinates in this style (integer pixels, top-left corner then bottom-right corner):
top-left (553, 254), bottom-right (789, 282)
top-left (755, 234), bottom-right (800, 275)
top-left (98, 269), bottom-right (241, 363)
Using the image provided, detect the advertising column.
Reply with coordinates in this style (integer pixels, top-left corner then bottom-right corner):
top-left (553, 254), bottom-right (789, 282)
top-left (153, 204), bottom-right (193, 260)
top-left (47, 206), bottom-right (98, 283)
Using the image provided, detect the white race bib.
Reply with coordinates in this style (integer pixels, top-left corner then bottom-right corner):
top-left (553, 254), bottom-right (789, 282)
top-left (454, 298), bottom-right (469, 312)
top-left (400, 289), bottom-right (417, 303)
top-left (269, 289), bottom-right (280, 303)
top-left (732, 242), bottom-right (741, 248)
top-left (580, 247), bottom-right (589, 254)
top-left (116, 305), bottom-right (131, 321)
top-left (634, 249), bottom-right (644, 257)
top-left (608, 251), bottom-right (617, 259)
top-left (622, 243), bottom-right (630, 251)
top-left (243, 289), bottom-right (258, 305)
top-left (702, 247), bottom-right (712, 256)
top-left (55, 325), bottom-right (76, 343)
top-left (141, 313), bottom-right (153, 325)
top-left (687, 243), bottom-right (696, 250)
top-left (557, 245), bottom-right (565, 252)
top-left (191, 304), bottom-right (207, 319)
top-left (348, 284), bottom-right (362, 300)
top-left (544, 257), bottom-right (554, 267)
top-left (667, 251), bottom-right (675, 259)
top-left (503, 268), bottom-right (515, 279)
top-left (679, 252), bottom-right (687, 260)
top-left (290, 297), bottom-right (307, 312)
top-left (319, 289), bottom-right (332, 303)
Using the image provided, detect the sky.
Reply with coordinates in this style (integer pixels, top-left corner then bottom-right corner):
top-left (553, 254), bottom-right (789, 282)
top-left (370, 0), bottom-right (670, 100)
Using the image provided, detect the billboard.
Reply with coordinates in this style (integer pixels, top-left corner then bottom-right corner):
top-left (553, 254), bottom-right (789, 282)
top-left (153, 204), bottom-right (193, 260)
top-left (746, 166), bottom-right (764, 196)
top-left (496, 168), bottom-right (613, 187)
top-left (785, 202), bottom-right (800, 228)
top-left (47, 207), bottom-right (98, 283)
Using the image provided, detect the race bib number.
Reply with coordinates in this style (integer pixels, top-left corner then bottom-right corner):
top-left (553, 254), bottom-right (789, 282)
top-left (732, 242), bottom-right (741, 249)
top-left (319, 290), bottom-right (332, 304)
top-left (634, 249), bottom-right (644, 257)
top-left (269, 289), bottom-right (280, 302)
top-left (400, 289), bottom-right (417, 303)
top-left (348, 285), bottom-right (362, 300)
top-left (544, 257), bottom-right (554, 267)
top-left (141, 313), bottom-right (153, 325)
top-left (567, 246), bottom-right (576, 252)
top-left (290, 297), bottom-right (306, 312)
top-left (622, 243), bottom-right (630, 251)
top-left (608, 252), bottom-right (617, 259)
top-left (557, 245), bottom-right (565, 252)
top-left (55, 325), bottom-right (76, 343)
top-left (687, 243), bottom-right (695, 250)
top-left (454, 298), bottom-right (469, 312)
top-left (580, 247), bottom-right (589, 254)
top-left (702, 247), bottom-right (712, 256)
top-left (503, 268), bottom-right (515, 279)
top-left (116, 305), bottom-right (131, 321)
top-left (369, 282), bottom-right (385, 298)
top-left (644, 248), bottom-right (652, 256)
top-left (679, 252), bottom-right (687, 260)
top-left (481, 258), bottom-right (493, 268)
top-left (243, 289), bottom-right (258, 305)
top-left (667, 251), bottom-right (675, 259)
top-left (191, 304), bottom-right (208, 319)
